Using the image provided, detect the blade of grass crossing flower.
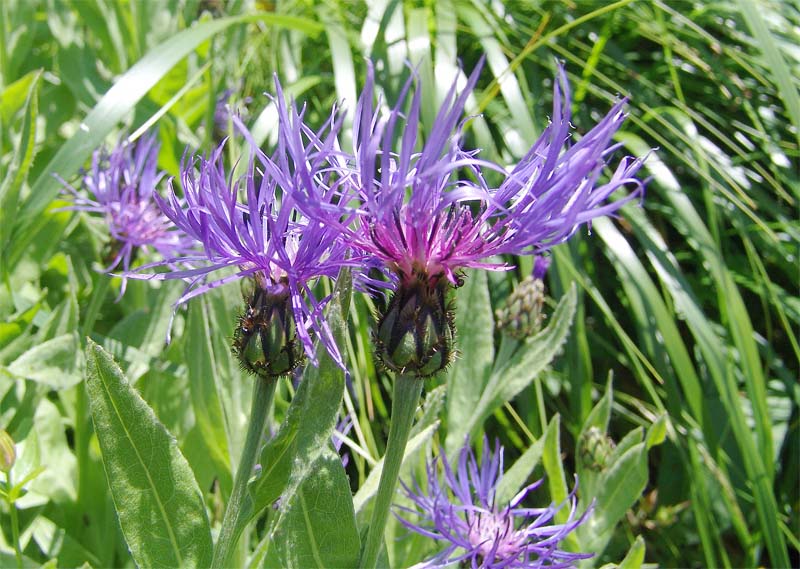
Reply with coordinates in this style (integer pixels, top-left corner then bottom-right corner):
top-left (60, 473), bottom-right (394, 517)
top-left (8, 13), bottom-right (323, 268)
top-left (84, 340), bottom-right (213, 569)
top-left (406, 7), bottom-right (436, 133)
top-left (495, 428), bottom-right (546, 506)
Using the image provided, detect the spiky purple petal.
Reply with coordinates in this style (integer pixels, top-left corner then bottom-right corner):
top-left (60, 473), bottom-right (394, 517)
top-left (397, 438), bottom-right (593, 568)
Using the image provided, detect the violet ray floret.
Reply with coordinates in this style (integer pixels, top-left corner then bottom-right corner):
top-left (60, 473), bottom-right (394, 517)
top-left (58, 133), bottom-right (196, 296)
top-left (127, 124), bottom-right (358, 369)
top-left (397, 437), bottom-right (593, 568)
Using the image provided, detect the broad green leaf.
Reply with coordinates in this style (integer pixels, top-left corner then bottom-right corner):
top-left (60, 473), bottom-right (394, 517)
top-left (445, 270), bottom-right (494, 454)
top-left (248, 269), bottom-right (352, 526)
top-left (9, 13), bottom-right (322, 267)
top-left (85, 340), bottom-right (212, 569)
top-left (3, 333), bottom-right (81, 389)
top-left (262, 449), bottom-right (360, 568)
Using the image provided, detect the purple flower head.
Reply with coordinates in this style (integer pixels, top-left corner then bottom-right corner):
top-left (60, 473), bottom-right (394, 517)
top-left (397, 438), bottom-right (592, 568)
top-left (129, 119), bottom-right (357, 372)
top-left (338, 60), bottom-right (645, 288)
top-left (59, 133), bottom-right (195, 296)
top-left (287, 60), bottom-right (646, 375)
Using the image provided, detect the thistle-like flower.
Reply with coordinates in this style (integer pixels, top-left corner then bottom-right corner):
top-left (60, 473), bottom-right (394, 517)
top-left (130, 119), bottom-right (356, 373)
top-left (59, 133), bottom-right (195, 296)
top-left (397, 438), bottom-right (592, 568)
top-left (292, 61), bottom-right (646, 376)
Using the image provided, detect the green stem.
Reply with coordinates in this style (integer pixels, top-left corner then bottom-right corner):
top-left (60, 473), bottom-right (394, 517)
top-left (212, 376), bottom-right (276, 569)
top-left (360, 374), bottom-right (422, 569)
top-left (6, 471), bottom-right (22, 569)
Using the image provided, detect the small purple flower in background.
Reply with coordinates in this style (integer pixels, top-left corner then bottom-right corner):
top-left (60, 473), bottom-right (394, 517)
top-left (129, 120), bottom-right (357, 374)
top-left (289, 60), bottom-right (646, 376)
top-left (59, 133), bottom-right (195, 296)
top-left (397, 438), bottom-right (592, 569)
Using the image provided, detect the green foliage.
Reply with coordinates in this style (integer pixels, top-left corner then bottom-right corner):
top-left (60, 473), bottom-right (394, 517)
top-left (0, 0), bottom-right (795, 567)
top-left (85, 340), bottom-right (212, 568)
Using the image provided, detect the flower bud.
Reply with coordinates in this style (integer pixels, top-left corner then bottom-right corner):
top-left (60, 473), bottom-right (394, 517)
top-left (579, 426), bottom-right (616, 472)
top-left (232, 282), bottom-right (302, 378)
top-left (0, 430), bottom-right (16, 474)
top-left (496, 275), bottom-right (547, 339)
top-left (375, 276), bottom-right (455, 377)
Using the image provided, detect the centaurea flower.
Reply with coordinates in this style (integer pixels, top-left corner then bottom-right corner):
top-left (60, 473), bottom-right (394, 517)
top-left (59, 133), bottom-right (195, 296)
top-left (293, 61), bottom-right (646, 376)
top-left (131, 125), bottom-right (356, 373)
top-left (397, 438), bottom-right (592, 569)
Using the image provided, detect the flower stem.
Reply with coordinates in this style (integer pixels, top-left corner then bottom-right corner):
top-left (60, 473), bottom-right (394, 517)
top-left (360, 374), bottom-right (422, 569)
top-left (6, 471), bottom-right (22, 569)
top-left (212, 376), bottom-right (276, 569)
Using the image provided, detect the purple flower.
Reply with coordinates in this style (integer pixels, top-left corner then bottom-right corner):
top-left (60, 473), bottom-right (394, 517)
top-left (130, 118), bottom-right (357, 372)
top-left (397, 438), bottom-right (592, 569)
top-left (287, 61), bottom-right (646, 376)
top-left (342, 61), bottom-right (644, 286)
top-left (59, 133), bottom-right (195, 296)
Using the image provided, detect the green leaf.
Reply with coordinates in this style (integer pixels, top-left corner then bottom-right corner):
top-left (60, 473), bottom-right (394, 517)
top-left (448, 285), bottom-right (576, 448)
top-left (616, 536), bottom-right (646, 569)
top-left (646, 414), bottom-right (667, 450)
top-left (262, 449), bottom-right (360, 568)
top-left (84, 339), bottom-right (212, 569)
top-left (495, 423), bottom-right (547, 505)
top-left (0, 69), bottom-right (40, 256)
top-left (8, 13), bottom-right (322, 267)
top-left (577, 441), bottom-right (648, 556)
top-left (184, 300), bottom-right (232, 487)
top-left (3, 333), bottom-right (81, 389)
top-left (445, 270), bottom-right (495, 454)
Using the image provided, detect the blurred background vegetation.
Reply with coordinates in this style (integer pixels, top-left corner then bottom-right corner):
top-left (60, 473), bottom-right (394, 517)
top-left (0, 0), bottom-right (797, 567)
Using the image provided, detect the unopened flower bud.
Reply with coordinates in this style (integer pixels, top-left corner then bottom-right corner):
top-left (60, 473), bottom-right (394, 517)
top-left (376, 276), bottom-right (455, 377)
top-left (0, 430), bottom-right (16, 474)
top-left (579, 426), bottom-right (616, 472)
top-left (232, 280), bottom-right (302, 378)
top-left (496, 275), bottom-right (547, 339)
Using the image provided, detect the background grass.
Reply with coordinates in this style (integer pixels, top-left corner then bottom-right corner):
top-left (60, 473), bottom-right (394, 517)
top-left (0, 0), bottom-right (797, 567)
